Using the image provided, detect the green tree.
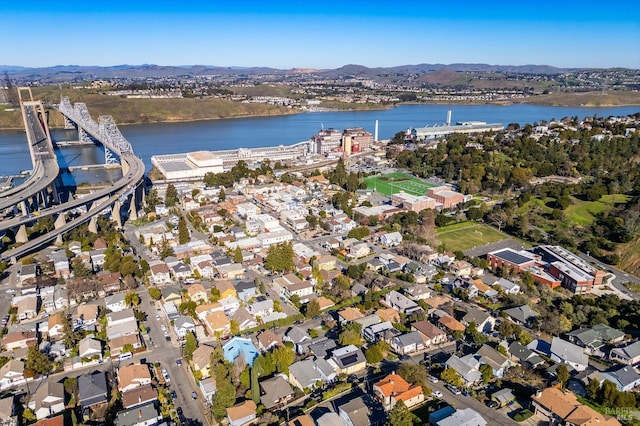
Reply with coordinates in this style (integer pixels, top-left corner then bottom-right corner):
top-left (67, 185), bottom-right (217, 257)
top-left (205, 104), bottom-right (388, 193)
top-left (305, 299), bottom-right (321, 318)
top-left (365, 342), bottom-right (384, 364)
top-left (71, 256), bottom-right (92, 278)
top-left (165, 183), bottom-right (178, 207)
top-left (251, 367), bottom-right (260, 404)
top-left (183, 332), bottom-right (198, 361)
top-left (148, 287), bottom-right (162, 300)
top-left (556, 364), bottom-right (570, 389)
top-left (347, 226), bottom-right (370, 240)
top-left (271, 345), bottom-right (296, 374)
top-left (587, 377), bottom-right (601, 400)
top-left (178, 217), bottom-right (190, 245)
top-left (122, 343), bottom-right (135, 354)
top-left (479, 363), bottom-right (493, 384)
top-left (264, 242), bottom-right (295, 273)
top-left (338, 322), bottom-right (363, 347)
top-left (386, 400), bottom-right (415, 426)
top-left (230, 319), bottom-right (240, 336)
top-left (233, 246), bottom-right (243, 263)
top-left (210, 363), bottom-right (236, 419)
top-left (25, 345), bottom-right (51, 376)
top-left (218, 187), bottom-right (226, 201)
top-left (159, 238), bottom-right (174, 260)
top-left (124, 291), bottom-right (140, 308)
top-left (440, 367), bottom-right (463, 388)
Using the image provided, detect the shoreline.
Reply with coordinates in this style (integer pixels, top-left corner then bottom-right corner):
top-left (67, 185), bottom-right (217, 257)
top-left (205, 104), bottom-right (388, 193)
top-left (1, 99), bottom-right (639, 131)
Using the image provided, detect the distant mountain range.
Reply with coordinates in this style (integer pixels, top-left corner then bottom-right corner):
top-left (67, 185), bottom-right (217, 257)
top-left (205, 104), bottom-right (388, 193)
top-left (0, 63), bottom-right (599, 82)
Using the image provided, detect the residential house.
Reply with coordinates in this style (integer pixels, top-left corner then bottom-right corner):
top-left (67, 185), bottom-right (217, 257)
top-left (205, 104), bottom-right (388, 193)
top-left (199, 377), bottom-right (217, 404)
top-left (173, 315), bottom-right (196, 339)
top-left (226, 400), bottom-right (257, 426)
top-left (338, 397), bottom-right (370, 426)
top-left (234, 281), bottom-right (257, 301)
top-left (411, 320), bottom-right (448, 347)
top-left (78, 336), bottom-right (103, 361)
top-left (531, 387), bottom-right (620, 426)
top-left (494, 278), bottom-right (520, 294)
top-left (384, 291), bottom-right (422, 315)
top-left (257, 330), bottom-right (281, 352)
top-left (105, 293), bottom-right (126, 313)
top-left (204, 311), bottom-right (230, 337)
top-left (566, 324), bottom-right (626, 356)
top-left (117, 364), bottom-right (151, 392)
top-left (223, 337), bottom-right (259, 367)
top-left (373, 373), bottom-right (424, 411)
top-left (260, 374), bottom-right (294, 409)
top-left (353, 314), bottom-right (382, 332)
top-left (98, 272), bottom-right (122, 294)
top-left (232, 307), bottom-right (258, 331)
top-left (550, 337), bottom-right (589, 372)
top-left (0, 360), bottom-right (25, 389)
top-left (503, 305), bottom-right (540, 328)
top-left (18, 264), bottom-right (37, 285)
top-left (161, 286), bottom-right (182, 305)
top-left (29, 381), bottom-right (65, 420)
top-left (475, 345), bottom-right (513, 378)
top-left (437, 315), bottom-right (465, 334)
top-left (346, 242), bottom-right (370, 260)
top-left (436, 408), bottom-right (487, 426)
top-left (315, 296), bottom-right (335, 311)
top-left (376, 308), bottom-right (400, 324)
top-left (32, 415), bottom-right (64, 426)
top-left (187, 284), bottom-right (208, 303)
top-left (114, 401), bottom-right (161, 426)
top-left (329, 345), bottom-right (367, 375)
top-left (191, 345), bottom-right (215, 378)
top-left (601, 366), bottom-right (640, 392)
top-left (78, 371), bottom-right (109, 417)
top-left (75, 303), bottom-right (99, 328)
top-left (299, 337), bottom-right (337, 358)
top-left (170, 262), bottom-right (192, 281)
top-left (379, 231), bottom-right (403, 247)
top-left (286, 415), bottom-right (315, 426)
top-left (106, 309), bottom-right (138, 340)
top-left (363, 321), bottom-right (397, 343)
top-left (449, 260), bottom-right (473, 277)
top-left (390, 331), bottom-right (425, 355)
top-left (338, 307), bottom-right (365, 325)
top-left (314, 255), bottom-right (338, 271)
top-left (288, 359), bottom-right (323, 391)
top-left (14, 294), bottom-right (38, 321)
top-left (89, 249), bottom-right (106, 272)
top-left (461, 308), bottom-right (495, 334)
top-left (248, 299), bottom-right (274, 318)
top-left (491, 388), bottom-right (516, 407)
top-left (403, 284), bottom-right (431, 301)
top-left (283, 326), bottom-right (311, 353)
top-left (508, 342), bottom-right (544, 368)
top-left (149, 263), bottom-right (171, 285)
top-left (445, 355), bottom-right (481, 386)
top-left (109, 334), bottom-right (143, 357)
top-left (215, 281), bottom-right (238, 300)
top-left (610, 341), bottom-right (640, 366)
top-left (2, 331), bottom-right (37, 351)
top-left (0, 395), bottom-right (16, 426)
top-left (47, 313), bottom-right (65, 340)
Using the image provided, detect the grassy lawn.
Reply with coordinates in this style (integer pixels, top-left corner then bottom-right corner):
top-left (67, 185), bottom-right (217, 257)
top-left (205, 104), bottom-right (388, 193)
top-left (365, 172), bottom-right (437, 197)
top-left (515, 197), bottom-right (554, 215)
top-left (565, 194), bottom-right (631, 226)
top-left (436, 222), bottom-right (511, 252)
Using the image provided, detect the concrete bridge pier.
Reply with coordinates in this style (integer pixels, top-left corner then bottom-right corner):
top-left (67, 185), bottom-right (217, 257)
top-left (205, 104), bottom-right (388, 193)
top-left (19, 201), bottom-right (28, 217)
top-left (54, 214), bottom-right (66, 248)
top-left (112, 200), bottom-right (122, 228)
top-left (128, 193), bottom-right (138, 222)
top-left (88, 216), bottom-right (98, 234)
top-left (15, 225), bottom-right (28, 244)
top-left (121, 159), bottom-right (130, 176)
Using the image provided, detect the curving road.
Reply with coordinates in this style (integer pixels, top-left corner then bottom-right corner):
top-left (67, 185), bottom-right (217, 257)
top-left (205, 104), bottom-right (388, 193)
top-left (0, 102), bottom-right (59, 212)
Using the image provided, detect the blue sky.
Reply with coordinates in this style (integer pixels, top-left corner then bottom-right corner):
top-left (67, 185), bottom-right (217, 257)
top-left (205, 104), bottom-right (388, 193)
top-left (2, 1), bottom-right (639, 69)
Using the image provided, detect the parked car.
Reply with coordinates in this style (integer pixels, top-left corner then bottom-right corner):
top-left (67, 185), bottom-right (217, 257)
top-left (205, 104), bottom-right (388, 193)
top-left (191, 391), bottom-right (198, 399)
top-left (176, 359), bottom-right (182, 366)
top-left (428, 376), bottom-right (439, 384)
top-left (446, 385), bottom-right (461, 395)
top-left (486, 400), bottom-right (499, 409)
top-left (399, 354), bottom-right (410, 361)
top-left (432, 390), bottom-right (443, 398)
top-left (170, 390), bottom-right (177, 399)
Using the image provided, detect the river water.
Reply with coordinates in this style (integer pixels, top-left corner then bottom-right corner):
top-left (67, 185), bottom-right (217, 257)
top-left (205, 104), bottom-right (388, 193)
top-left (1, 104), bottom-right (638, 179)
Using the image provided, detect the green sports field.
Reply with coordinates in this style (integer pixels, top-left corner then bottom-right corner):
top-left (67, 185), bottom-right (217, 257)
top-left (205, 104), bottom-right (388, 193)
top-left (436, 222), bottom-right (510, 252)
top-left (365, 172), bottom-right (437, 197)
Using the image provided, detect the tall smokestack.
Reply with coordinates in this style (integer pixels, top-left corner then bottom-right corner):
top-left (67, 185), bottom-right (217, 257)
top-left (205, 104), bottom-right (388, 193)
top-left (374, 120), bottom-right (379, 141)
top-left (446, 110), bottom-right (452, 126)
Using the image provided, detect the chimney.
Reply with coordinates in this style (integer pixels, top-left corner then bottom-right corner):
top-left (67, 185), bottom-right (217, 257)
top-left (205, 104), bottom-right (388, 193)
top-left (138, 410), bottom-right (142, 419)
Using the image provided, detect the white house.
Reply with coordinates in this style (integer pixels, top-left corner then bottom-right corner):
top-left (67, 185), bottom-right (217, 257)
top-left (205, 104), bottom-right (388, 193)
top-left (379, 231), bottom-right (403, 247)
top-left (174, 315), bottom-right (196, 339)
top-left (550, 337), bottom-right (589, 372)
top-left (105, 293), bottom-right (126, 312)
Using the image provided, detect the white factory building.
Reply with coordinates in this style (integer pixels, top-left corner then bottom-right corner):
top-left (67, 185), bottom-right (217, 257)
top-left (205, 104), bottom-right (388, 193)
top-left (152, 151), bottom-right (224, 181)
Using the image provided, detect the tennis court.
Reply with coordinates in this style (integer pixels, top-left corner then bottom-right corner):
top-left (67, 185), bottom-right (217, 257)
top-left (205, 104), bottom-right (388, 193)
top-left (365, 172), bottom-right (437, 197)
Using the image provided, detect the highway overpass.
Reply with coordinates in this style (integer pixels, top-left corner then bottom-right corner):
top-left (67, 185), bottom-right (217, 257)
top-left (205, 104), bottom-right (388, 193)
top-left (0, 97), bottom-right (145, 263)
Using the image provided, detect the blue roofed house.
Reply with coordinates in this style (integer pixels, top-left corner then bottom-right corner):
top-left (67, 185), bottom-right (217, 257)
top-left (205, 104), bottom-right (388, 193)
top-left (223, 337), bottom-right (259, 367)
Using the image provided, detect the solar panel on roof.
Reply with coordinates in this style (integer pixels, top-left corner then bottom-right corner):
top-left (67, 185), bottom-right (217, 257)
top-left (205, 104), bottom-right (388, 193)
top-left (341, 354), bottom-right (359, 366)
top-left (494, 250), bottom-right (532, 265)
